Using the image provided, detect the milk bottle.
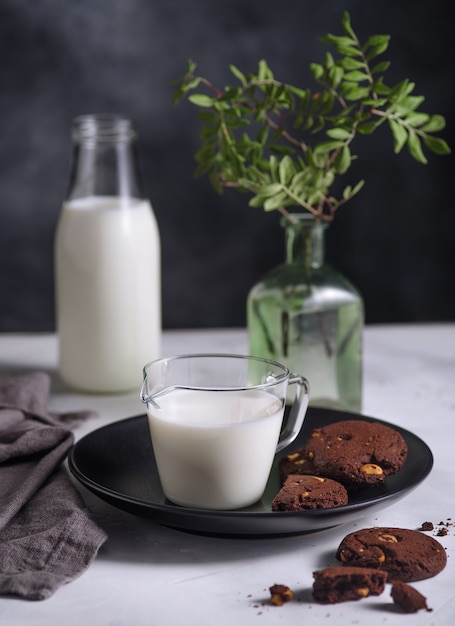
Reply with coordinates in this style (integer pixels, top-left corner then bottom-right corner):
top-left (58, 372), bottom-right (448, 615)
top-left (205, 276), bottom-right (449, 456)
top-left (54, 115), bottom-right (161, 392)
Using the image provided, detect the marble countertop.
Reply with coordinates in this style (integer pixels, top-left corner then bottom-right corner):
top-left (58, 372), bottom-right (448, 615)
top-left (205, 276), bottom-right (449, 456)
top-left (0, 324), bottom-right (454, 625)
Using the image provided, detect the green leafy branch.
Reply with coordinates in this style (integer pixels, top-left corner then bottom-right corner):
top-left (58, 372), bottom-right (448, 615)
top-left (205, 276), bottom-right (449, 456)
top-left (173, 11), bottom-right (450, 223)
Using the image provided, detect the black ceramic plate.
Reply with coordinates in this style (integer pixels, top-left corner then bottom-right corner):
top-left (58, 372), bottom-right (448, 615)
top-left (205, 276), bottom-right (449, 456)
top-left (68, 407), bottom-right (433, 537)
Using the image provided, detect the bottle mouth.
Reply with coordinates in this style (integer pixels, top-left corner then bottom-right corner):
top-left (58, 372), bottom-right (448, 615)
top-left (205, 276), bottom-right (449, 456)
top-left (281, 213), bottom-right (327, 230)
top-left (72, 114), bottom-right (136, 143)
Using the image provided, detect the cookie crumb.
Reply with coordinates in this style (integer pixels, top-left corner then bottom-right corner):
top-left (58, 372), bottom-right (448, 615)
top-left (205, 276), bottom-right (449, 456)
top-left (420, 521), bottom-right (434, 531)
top-left (391, 581), bottom-right (432, 613)
top-left (269, 584), bottom-right (294, 606)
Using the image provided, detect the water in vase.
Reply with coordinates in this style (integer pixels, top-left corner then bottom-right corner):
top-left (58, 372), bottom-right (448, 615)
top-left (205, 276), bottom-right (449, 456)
top-left (248, 279), bottom-right (363, 412)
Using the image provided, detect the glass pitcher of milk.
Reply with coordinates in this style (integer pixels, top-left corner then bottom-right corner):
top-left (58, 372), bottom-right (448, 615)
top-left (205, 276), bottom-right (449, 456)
top-left (54, 114), bottom-right (161, 393)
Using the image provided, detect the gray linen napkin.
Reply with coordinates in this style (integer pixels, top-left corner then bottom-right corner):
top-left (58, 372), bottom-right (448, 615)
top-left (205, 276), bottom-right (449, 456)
top-left (0, 371), bottom-right (107, 600)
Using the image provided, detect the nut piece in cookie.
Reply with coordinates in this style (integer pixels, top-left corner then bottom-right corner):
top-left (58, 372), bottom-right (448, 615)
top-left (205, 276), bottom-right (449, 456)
top-left (336, 527), bottom-right (447, 582)
top-left (312, 566), bottom-right (387, 604)
top-left (391, 581), bottom-right (432, 613)
top-left (271, 474), bottom-right (348, 511)
top-left (303, 419), bottom-right (408, 488)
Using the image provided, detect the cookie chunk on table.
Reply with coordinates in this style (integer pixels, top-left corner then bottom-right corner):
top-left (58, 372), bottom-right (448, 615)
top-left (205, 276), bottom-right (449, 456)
top-left (391, 581), bottom-right (432, 613)
top-left (312, 566), bottom-right (387, 604)
top-left (269, 584), bottom-right (294, 605)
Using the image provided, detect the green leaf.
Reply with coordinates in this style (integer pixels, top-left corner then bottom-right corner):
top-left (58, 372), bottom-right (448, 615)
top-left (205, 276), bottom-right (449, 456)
top-left (343, 70), bottom-right (370, 82)
top-left (310, 63), bottom-right (324, 79)
top-left (405, 112), bottom-right (430, 128)
top-left (287, 85), bottom-right (308, 99)
top-left (253, 108), bottom-right (267, 122)
top-left (307, 191), bottom-right (323, 206)
top-left (303, 115), bottom-right (314, 131)
top-left (341, 11), bottom-right (356, 39)
top-left (268, 157), bottom-right (279, 182)
top-left (333, 145), bottom-right (352, 174)
top-left (229, 64), bottom-right (246, 85)
top-left (220, 87), bottom-right (242, 102)
top-left (328, 66), bottom-right (344, 87)
top-left (324, 52), bottom-right (336, 68)
top-left (321, 34), bottom-right (361, 57)
top-left (372, 77), bottom-right (391, 95)
top-left (279, 156), bottom-right (296, 184)
top-left (182, 77), bottom-right (201, 91)
top-left (257, 183), bottom-right (284, 197)
top-left (248, 194), bottom-right (267, 208)
top-left (421, 114), bottom-right (446, 133)
top-left (422, 135), bottom-right (452, 155)
top-left (340, 84), bottom-right (371, 101)
top-left (326, 127), bottom-right (352, 140)
top-left (364, 34), bottom-right (390, 58)
top-left (257, 126), bottom-right (269, 144)
top-left (343, 185), bottom-right (352, 199)
top-left (188, 94), bottom-right (216, 107)
top-left (270, 144), bottom-right (295, 156)
top-left (352, 180), bottom-right (365, 195)
top-left (365, 34), bottom-right (390, 47)
top-left (313, 90), bottom-right (335, 115)
top-left (389, 79), bottom-right (415, 100)
top-left (407, 131), bottom-right (427, 164)
top-left (264, 191), bottom-right (289, 211)
top-left (388, 119), bottom-right (408, 153)
top-left (361, 97), bottom-right (388, 107)
top-left (291, 170), bottom-right (312, 194)
top-left (370, 60), bottom-right (391, 74)
top-left (314, 140), bottom-right (344, 153)
top-left (339, 57), bottom-right (365, 70)
top-left (303, 149), bottom-right (316, 169)
top-left (399, 95), bottom-right (425, 112)
top-left (258, 59), bottom-right (273, 80)
top-left (322, 34), bottom-right (357, 47)
top-left (343, 179), bottom-right (364, 199)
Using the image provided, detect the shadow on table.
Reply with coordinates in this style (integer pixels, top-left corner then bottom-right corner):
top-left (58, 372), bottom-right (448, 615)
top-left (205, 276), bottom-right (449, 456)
top-left (77, 484), bottom-right (350, 567)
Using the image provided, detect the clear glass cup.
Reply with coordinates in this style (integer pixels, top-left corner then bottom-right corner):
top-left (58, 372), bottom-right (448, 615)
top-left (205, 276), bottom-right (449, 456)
top-left (140, 353), bottom-right (310, 510)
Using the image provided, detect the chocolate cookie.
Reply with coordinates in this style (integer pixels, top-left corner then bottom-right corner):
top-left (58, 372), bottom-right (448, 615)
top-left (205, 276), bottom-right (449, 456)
top-left (278, 447), bottom-right (318, 483)
top-left (304, 419), bottom-right (408, 488)
top-left (391, 581), bottom-right (432, 613)
top-left (336, 527), bottom-right (447, 581)
top-left (312, 566), bottom-right (387, 604)
top-left (271, 474), bottom-right (348, 511)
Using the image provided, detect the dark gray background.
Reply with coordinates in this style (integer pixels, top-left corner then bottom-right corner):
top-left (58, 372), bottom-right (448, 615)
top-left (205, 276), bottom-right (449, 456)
top-left (0, 0), bottom-right (453, 331)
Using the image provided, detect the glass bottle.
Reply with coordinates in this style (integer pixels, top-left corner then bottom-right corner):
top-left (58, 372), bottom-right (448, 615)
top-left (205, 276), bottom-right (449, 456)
top-left (247, 213), bottom-right (363, 412)
top-left (54, 114), bottom-right (161, 393)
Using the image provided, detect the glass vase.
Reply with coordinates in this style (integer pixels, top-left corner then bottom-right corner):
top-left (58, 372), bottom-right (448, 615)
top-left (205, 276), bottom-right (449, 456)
top-left (247, 213), bottom-right (363, 412)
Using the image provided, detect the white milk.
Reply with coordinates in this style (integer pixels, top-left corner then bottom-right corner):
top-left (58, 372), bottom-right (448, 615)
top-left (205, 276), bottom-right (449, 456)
top-left (55, 195), bottom-right (160, 392)
top-left (146, 388), bottom-right (284, 510)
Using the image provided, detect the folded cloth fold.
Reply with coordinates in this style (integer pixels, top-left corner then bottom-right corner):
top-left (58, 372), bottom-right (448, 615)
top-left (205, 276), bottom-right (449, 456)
top-left (0, 372), bottom-right (107, 600)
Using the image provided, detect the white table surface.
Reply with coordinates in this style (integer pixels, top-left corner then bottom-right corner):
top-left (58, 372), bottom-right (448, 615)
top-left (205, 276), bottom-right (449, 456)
top-left (0, 324), bottom-right (454, 625)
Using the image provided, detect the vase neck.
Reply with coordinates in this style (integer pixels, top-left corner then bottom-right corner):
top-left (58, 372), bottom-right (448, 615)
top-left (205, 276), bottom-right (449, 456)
top-left (283, 214), bottom-right (326, 268)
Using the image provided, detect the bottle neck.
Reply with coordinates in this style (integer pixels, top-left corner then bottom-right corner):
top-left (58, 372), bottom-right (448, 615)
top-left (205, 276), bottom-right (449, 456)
top-left (283, 214), bottom-right (326, 268)
top-left (66, 114), bottom-right (143, 201)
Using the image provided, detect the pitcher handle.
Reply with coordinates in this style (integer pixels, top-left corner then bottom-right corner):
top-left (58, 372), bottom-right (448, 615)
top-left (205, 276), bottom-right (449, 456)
top-left (276, 375), bottom-right (310, 453)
